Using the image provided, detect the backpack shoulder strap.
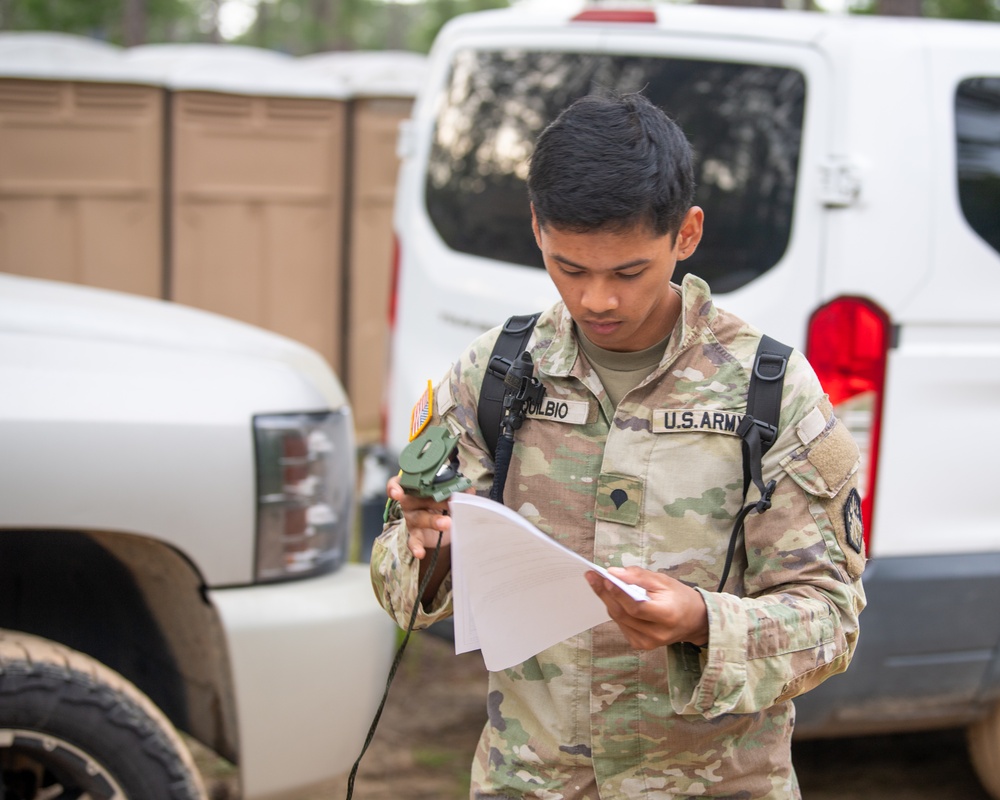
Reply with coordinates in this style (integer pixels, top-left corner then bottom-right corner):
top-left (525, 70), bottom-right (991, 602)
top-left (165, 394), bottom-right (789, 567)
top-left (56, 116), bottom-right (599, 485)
top-left (719, 334), bottom-right (793, 593)
top-left (746, 334), bottom-right (794, 457)
top-left (478, 313), bottom-right (541, 457)
top-left (740, 333), bottom-right (794, 501)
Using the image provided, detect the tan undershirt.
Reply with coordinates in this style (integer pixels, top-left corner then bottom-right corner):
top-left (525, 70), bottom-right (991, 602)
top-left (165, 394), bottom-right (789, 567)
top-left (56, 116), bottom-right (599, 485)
top-left (576, 326), bottom-right (670, 409)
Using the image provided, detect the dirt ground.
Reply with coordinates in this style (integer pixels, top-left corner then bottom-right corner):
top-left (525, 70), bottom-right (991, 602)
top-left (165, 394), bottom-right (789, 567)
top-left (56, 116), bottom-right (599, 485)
top-left (195, 631), bottom-right (992, 800)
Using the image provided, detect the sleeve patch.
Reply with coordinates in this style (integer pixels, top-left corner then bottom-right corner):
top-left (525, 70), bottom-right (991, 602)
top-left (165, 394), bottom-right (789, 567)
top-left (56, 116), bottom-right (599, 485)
top-left (408, 380), bottom-right (433, 441)
top-left (843, 487), bottom-right (865, 555)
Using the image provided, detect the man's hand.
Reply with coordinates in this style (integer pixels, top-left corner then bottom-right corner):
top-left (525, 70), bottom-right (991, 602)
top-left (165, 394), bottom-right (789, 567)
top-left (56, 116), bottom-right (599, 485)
top-left (586, 567), bottom-right (709, 650)
top-left (386, 474), bottom-right (453, 560)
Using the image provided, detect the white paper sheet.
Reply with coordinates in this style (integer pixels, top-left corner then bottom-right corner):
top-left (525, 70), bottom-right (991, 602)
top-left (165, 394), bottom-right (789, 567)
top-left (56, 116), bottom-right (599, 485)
top-left (448, 492), bottom-right (646, 671)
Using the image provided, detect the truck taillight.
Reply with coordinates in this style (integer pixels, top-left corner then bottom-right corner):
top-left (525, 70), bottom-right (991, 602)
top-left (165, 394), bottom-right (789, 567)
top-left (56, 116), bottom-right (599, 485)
top-left (253, 410), bottom-right (355, 582)
top-left (806, 297), bottom-right (891, 549)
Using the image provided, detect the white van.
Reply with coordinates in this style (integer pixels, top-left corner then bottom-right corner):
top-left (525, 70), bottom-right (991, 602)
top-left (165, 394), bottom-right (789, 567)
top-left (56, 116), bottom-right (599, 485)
top-left (385, 2), bottom-right (1000, 793)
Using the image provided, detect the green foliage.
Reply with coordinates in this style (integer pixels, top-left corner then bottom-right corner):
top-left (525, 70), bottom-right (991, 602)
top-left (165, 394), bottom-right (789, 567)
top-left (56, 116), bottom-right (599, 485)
top-left (0, 0), bottom-right (514, 53)
top-left (925, 0), bottom-right (1000, 20)
top-left (0, 0), bottom-right (201, 44)
top-left (233, 0), bottom-right (511, 55)
top-left (844, 0), bottom-right (999, 19)
top-left (406, 0), bottom-right (508, 53)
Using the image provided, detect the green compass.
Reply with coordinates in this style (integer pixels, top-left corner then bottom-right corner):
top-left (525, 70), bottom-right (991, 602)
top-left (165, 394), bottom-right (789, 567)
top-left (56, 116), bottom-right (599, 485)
top-left (397, 425), bottom-right (472, 501)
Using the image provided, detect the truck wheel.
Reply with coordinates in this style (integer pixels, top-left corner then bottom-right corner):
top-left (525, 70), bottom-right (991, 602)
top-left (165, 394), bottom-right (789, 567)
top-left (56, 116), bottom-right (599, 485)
top-left (970, 702), bottom-right (1000, 799)
top-left (0, 630), bottom-right (207, 800)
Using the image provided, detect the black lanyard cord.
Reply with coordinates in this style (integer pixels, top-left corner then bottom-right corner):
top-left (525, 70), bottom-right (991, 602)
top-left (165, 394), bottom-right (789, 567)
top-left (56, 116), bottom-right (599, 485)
top-left (345, 531), bottom-right (444, 799)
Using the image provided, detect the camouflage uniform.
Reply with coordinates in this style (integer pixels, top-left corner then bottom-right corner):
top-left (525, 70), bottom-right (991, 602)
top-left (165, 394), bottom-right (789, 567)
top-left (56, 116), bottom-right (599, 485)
top-left (371, 273), bottom-right (866, 799)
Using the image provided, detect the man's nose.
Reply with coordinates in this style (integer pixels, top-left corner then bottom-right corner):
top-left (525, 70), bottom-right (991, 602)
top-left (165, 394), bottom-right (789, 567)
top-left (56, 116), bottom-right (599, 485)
top-left (582, 282), bottom-right (618, 313)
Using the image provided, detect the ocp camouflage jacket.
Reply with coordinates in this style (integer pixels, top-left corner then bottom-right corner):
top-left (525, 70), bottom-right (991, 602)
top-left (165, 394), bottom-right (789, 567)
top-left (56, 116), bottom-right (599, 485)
top-left (371, 273), bottom-right (867, 799)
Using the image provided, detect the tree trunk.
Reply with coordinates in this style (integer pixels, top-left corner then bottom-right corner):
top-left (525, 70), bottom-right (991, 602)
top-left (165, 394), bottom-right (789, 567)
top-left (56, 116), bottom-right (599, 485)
top-left (123, 0), bottom-right (147, 46)
top-left (877, 0), bottom-right (924, 14)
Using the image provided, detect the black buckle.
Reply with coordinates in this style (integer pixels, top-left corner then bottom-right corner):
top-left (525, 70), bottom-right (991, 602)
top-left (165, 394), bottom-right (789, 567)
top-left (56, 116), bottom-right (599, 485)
top-left (755, 479), bottom-right (777, 513)
top-left (737, 414), bottom-right (778, 449)
top-left (503, 315), bottom-right (538, 335)
top-left (754, 419), bottom-right (778, 448)
top-left (488, 355), bottom-right (512, 378)
top-left (754, 352), bottom-right (788, 382)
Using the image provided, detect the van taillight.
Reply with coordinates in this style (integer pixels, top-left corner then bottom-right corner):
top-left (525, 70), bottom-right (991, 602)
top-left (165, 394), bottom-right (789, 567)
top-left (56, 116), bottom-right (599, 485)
top-left (572, 8), bottom-right (657, 23)
top-left (806, 297), bottom-right (891, 549)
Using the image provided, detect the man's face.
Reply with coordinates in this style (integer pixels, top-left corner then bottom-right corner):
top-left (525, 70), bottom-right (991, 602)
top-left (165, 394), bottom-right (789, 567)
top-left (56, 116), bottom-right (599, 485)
top-left (532, 208), bottom-right (703, 352)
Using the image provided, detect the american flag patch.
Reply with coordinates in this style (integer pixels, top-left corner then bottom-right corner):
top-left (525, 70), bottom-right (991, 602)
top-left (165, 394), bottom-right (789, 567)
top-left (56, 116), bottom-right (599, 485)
top-left (408, 380), bottom-right (433, 441)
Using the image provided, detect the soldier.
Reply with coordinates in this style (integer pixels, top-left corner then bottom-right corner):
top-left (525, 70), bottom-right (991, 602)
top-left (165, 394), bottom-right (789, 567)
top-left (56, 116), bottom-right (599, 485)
top-left (372, 93), bottom-right (866, 799)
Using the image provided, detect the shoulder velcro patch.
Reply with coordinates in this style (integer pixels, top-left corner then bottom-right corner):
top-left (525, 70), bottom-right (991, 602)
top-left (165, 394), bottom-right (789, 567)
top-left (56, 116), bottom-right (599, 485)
top-left (781, 418), bottom-right (859, 499)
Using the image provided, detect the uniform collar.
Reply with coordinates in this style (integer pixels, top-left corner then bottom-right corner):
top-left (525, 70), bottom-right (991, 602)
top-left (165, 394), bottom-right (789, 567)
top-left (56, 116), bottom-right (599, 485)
top-left (536, 273), bottom-right (717, 379)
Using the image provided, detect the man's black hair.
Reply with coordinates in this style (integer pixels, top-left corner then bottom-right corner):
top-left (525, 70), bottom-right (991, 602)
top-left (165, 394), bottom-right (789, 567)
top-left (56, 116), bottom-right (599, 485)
top-left (527, 93), bottom-right (696, 240)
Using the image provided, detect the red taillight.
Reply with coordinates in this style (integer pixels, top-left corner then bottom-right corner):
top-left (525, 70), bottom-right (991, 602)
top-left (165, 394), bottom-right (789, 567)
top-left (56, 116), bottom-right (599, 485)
top-left (806, 296), bottom-right (891, 550)
top-left (572, 8), bottom-right (657, 23)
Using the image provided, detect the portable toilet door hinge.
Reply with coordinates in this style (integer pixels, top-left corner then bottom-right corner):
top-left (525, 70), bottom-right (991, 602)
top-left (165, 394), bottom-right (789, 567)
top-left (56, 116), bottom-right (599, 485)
top-left (819, 156), bottom-right (862, 208)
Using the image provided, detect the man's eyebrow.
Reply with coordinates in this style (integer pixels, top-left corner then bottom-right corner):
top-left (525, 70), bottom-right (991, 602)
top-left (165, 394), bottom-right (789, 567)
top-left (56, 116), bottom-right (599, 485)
top-left (552, 253), bottom-right (652, 271)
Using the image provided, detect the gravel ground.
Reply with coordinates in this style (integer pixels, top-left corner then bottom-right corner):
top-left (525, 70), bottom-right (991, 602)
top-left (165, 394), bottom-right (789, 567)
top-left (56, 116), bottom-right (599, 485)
top-left (195, 632), bottom-right (992, 800)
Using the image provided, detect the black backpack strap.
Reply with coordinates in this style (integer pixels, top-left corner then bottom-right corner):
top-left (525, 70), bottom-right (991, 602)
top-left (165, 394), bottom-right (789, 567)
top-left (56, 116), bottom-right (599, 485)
top-left (478, 313), bottom-right (540, 457)
top-left (718, 334), bottom-right (793, 593)
top-left (742, 334), bottom-right (793, 494)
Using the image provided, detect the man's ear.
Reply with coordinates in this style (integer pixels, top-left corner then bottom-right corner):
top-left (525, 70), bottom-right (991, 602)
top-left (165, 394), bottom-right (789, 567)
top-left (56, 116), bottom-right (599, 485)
top-left (676, 207), bottom-right (704, 261)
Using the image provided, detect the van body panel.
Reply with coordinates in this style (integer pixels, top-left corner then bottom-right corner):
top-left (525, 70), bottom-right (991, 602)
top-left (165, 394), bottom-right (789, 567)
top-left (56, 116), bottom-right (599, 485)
top-left (794, 554), bottom-right (1000, 736)
top-left (872, 324), bottom-right (1000, 557)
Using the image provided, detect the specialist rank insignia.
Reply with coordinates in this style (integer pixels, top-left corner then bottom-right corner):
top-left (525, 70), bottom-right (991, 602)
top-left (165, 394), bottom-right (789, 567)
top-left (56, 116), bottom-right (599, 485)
top-left (409, 380), bottom-right (433, 442)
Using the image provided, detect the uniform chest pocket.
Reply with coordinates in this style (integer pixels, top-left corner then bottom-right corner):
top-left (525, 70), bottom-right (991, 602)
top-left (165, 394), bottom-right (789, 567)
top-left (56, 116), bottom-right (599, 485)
top-left (647, 425), bottom-right (747, 523)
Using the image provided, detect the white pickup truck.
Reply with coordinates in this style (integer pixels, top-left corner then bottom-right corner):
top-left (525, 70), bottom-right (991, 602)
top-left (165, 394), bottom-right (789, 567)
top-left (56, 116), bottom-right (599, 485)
top-left (0, 273), bottom-right (395, 799)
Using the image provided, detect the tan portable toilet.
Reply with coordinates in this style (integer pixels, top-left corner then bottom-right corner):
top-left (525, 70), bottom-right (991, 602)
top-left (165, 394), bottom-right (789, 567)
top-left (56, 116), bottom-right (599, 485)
top-left (300, 50), bottom-right (427, 443)
top-left (0, 33), bottom-right (165, 297)
top-left (123, 43), bottom-right (351, 372)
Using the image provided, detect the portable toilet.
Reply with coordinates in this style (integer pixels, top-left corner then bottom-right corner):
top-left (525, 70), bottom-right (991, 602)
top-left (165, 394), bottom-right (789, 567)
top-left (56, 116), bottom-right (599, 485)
top-left (123, 43), bottom-right (351, 372)
top-left (0, 32), bottom-right (165, 297)
top-left (300, 49), bottom-right (427, 443)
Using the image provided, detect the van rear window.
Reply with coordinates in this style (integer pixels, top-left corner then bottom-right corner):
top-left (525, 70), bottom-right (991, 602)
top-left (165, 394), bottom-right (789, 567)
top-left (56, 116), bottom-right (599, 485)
top-left (425, 50), bottom-right (805, 293)
top-left (956, 77), bottom-right (1000, 257)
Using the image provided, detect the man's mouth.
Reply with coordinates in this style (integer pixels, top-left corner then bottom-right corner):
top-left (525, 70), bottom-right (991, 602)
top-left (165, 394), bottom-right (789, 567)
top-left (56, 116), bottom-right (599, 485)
top-left (583, 318), bottom-right (622, 335)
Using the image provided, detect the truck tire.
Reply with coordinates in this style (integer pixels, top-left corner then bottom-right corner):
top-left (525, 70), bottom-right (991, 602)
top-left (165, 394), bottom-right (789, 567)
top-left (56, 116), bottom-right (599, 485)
top-left (970, 702), bottom-right (1000, 799)
top-left (0, 630), bottom-right (208, 800)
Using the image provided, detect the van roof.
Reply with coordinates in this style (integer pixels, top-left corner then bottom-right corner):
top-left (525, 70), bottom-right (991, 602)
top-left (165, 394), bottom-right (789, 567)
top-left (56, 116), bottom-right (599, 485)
top-left (436, 3), bottom-right (1000, 52)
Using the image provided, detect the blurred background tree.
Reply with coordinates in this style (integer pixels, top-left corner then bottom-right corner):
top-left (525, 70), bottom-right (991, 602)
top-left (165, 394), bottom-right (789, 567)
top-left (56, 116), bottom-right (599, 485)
top-left (0, 0), bottom-right (995, 53)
